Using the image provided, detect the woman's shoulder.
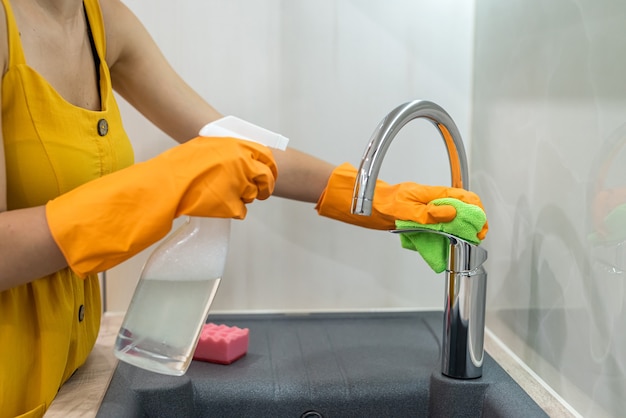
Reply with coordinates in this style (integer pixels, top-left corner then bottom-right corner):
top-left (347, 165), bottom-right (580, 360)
top-left (98, 0), bottom-right (144, 68)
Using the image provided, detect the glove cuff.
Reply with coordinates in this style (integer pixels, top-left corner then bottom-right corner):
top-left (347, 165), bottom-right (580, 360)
top-left (315, 163), bottom-right (395, 230)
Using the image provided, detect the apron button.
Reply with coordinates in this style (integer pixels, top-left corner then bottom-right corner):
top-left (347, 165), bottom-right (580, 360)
top-left (78, 304), bottom-right (85, 322)
top-left (97, 119), bottom-right (108, 136)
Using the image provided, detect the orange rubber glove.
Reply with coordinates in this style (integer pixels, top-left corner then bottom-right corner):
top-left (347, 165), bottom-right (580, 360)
top-left (46, 136), bottom-right (277, 277)
top-left (315, 162), bottom-right (488, 238)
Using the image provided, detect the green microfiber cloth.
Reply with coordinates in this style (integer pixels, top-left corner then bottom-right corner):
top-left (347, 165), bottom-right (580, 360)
top-left (395, 198), bottom-right (487, 273)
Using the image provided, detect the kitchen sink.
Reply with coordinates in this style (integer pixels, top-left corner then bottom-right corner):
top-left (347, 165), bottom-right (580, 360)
top-left (97, 311), bottom-right (547, 417)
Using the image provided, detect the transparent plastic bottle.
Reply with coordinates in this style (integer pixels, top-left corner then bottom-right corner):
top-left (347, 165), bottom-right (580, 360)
top-left (113, 116), bottom-right (288, 376)
top-left (114, 216), bottom-right (230, 376)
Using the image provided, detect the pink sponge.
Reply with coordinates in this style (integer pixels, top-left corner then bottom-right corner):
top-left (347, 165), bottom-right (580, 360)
top-left (193, 323), bottom-right (249, 365)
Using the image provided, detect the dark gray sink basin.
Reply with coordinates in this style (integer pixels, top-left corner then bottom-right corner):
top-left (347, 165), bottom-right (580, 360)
top-left (97, 311), bottom-right (547, 417)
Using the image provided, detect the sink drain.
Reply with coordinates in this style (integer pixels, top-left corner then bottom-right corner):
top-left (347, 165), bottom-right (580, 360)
top-left (301, 411), bottom-right (323, 418)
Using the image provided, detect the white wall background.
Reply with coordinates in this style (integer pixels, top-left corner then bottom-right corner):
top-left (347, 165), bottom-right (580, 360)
top-left (473, 0), bottom-right (626, 416)
top-left (105, 0), bottom-right (477, 313)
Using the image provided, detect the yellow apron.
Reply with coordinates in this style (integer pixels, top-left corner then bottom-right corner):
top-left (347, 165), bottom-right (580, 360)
top-left (0, 0), bottom-right (134, 416)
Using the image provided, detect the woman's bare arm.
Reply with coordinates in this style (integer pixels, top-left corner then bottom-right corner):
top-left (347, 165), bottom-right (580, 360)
top-left (0, 207), bottom-right (67, 291)
top-left (101, 0), bottom-right (335, 203)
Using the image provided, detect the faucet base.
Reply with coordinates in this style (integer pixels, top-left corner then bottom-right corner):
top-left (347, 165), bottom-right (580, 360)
top-left (441, 266), bottom-right (488, 379)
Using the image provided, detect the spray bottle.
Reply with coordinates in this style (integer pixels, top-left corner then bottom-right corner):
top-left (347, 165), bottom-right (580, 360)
top-left (113, 117), bottom-right (289, 375)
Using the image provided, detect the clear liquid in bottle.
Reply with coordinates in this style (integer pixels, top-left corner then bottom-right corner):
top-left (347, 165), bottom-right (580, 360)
top-left (114, 217), bottom-right (230, 375)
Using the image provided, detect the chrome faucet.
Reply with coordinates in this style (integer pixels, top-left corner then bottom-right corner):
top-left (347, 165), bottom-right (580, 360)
top-left (352, 100), bottom-right (488, 379)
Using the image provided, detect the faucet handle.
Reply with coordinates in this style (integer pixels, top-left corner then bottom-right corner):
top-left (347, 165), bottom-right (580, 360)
top-left (390, 228), bottom-right (488, 273)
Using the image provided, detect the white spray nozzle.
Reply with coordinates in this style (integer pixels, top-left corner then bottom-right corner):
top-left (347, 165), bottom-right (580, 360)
top-left (199, 116), bottom-right (290, 151)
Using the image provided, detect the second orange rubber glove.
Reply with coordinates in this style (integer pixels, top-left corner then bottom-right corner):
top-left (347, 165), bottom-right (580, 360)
top-left (46, 136), bottom-right (277, 277)
top-left (315, 162), bottom-right (488, 238)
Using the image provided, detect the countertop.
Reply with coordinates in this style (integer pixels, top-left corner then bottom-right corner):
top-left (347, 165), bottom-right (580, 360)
top-left (45, 312), bottom-right (577, 418)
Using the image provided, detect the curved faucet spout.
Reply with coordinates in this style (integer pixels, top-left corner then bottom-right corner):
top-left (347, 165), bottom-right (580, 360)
top-left (352, 100), bottom-right (488, 380)
top-left (351, 100), bottom-right (469, 216)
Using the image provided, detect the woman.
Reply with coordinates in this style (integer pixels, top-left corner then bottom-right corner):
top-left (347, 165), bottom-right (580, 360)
top-left (0, 0), bottom-right (487, 416)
